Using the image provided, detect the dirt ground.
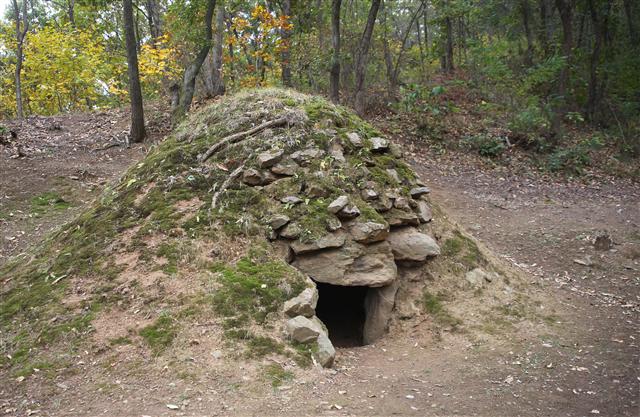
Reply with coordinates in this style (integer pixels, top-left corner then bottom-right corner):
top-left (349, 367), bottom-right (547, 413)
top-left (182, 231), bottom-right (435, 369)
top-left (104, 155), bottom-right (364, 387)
top-left (0, 109), bottom-right (638, 416)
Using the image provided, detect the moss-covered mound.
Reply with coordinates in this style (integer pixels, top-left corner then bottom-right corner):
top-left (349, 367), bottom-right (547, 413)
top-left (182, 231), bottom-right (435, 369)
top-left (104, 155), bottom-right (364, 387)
top-left (0, 89), bottom-right (522, 379)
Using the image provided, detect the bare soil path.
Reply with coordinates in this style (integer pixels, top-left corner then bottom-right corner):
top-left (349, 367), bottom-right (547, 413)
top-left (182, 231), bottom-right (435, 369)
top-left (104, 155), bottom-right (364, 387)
top-left (1, 111), bottom-right (638, 416)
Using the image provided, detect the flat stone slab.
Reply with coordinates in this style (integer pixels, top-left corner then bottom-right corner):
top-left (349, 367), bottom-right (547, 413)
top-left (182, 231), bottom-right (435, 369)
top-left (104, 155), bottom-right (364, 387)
top-left (290, 232), bottom-right (347, 255)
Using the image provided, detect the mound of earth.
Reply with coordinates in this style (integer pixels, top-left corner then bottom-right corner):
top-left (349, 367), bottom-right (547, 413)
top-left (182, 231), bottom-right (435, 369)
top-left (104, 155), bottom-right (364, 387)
top-left (1, 89), bottom-right (519, 382)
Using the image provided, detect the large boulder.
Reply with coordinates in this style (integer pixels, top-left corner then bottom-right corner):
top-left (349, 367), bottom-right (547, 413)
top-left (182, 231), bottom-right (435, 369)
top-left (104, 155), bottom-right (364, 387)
top-left (363, 281), bottom-right (400, 344)
top-left (315, 333), bottom-right (336, 368)
top-left (387, 227), bottom-right (440, 262)
top-left (293, 241), bottom-right (397, 287)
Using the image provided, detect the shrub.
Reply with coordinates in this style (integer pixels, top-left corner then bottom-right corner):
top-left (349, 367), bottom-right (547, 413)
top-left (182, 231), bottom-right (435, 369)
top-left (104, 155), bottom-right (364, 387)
top-left (461, 134), bottom-right (506, 158)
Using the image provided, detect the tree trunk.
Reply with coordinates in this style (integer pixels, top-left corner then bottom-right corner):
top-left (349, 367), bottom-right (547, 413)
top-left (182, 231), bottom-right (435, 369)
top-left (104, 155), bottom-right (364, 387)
top-left (67, 0), bottom-right (75, 27)
top-left (623, 0), bottom-right (637, 43)
top-left (11, 0), bottom-right (28, 119)
top-left (390, 3), bottom-right (424, 96)
top-left (521, 0), bottom-right (534, 66)
top-left (123, 0), bottom-right (146, 142)
top-left (211, 4), bottom-right (225, 97)
top-left (174, 0), bottom-right (216, 119)
top-left (538, 0), bottom-right (549, 54)
top-left (586, 0), bottom-right (610, 121)
top-left (444, 14), bottom-right (454, 73)
top-left (281, 0), bottom-right (292, 87)
top-left (354, 0), bottom-right (381, 115)
top-left (555, 0), bottom-right (574, 107)
top-left (329, 0), bottom-right (342, 103)
top-left (146, 0), bottom-right (163, 40)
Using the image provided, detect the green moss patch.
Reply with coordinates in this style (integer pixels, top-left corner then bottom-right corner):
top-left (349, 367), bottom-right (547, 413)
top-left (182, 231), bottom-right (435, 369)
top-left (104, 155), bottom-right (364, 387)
top-left (139, 313), bottom-right (178, 355)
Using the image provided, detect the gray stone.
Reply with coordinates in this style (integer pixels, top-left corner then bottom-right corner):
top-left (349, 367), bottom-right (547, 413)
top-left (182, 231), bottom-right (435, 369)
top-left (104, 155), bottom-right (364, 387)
top-left (306, 183), bottom-right (328, 198)
top-left (416, 200), bottom-right (432, 223)
top-left (351, 222), bottom-right (389, 244)
top-left (267, 214), bottom-right (290, 230)
top-left (290, 232), bottom-right (347, 254)
top-left (384, 209), bottom-right (420, 227)
top-left (284, 287), bottom-right (319, 318)
top-left (291, 147), bottom-right (324, 166)
top-left (280, 222), bottom-right (302, 239)
top-left (370, 137), bottom-right (389, 152)
top-left (373, 195), bottom-right (393, 212)
top-left (242, 168), bottom-right (264, 186)
top-left (286, 316), bottom-right (321, 343)
top-left (361, 189), bottom-right (378, 201)
top-left (329, 141), bottom-right (346, 164)
top-left (328, 195), bottom-right (349, 214)
top-left (293, 241), bottom-right (397, 287)
top-left (271, 159), bottom-right (298, 176)
top-left (394, 197), bottom-right (411, 210)
top-left (346, 132), bottom-right (363, 148)
top-left (326, 217), bottom-right (342, 232)
top-left (281, 195), bottom-right (303, 205)
top-left (465, 268), bottom-right (497, 288)
top-left (386, 169), bottom-right (401, 184)
top-left (363, 281), bottom-right (399, 344)
top-left (315, 333), bottom-right (336, 368)
top-left (389, 143), bottom-right (403, 158)
top-left (410, 187), bottom-right (431, 198)
top-left (387, 227), bottom-right (440, 262)
top-left (338, 204), bottom-right (360, 219)
top-left (257, 149), bottom-right (284, 168)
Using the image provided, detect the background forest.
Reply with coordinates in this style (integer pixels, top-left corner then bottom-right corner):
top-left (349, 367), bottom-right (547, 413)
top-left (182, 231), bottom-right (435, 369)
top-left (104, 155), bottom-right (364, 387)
top-left (0, 0), bottom-right (638, 173)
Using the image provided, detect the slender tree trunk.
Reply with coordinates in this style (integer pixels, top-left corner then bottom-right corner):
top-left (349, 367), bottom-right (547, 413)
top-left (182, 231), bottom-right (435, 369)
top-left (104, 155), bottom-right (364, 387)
top-left (538, 0), bottom-right (549, 54)
top-left (281, 0), bottom-right (292, 87)
top-left (11, 0), bottom-right (28, 119)
top-left (521, 0), bottom-right (534, 66)
top-left (316, 0), bottom-right (325, 49)
top-left (586, 0), bottom-right (610, 121)
top-left (623, 0), bottom-right (637, 43)
top-left (444, 14), bottom-right (454, 73)
top-left (390, 3), bottom-right (424, 95)
top-left (211, 4), bottom-right (225, 97)
top-left (174, 0), bottom-right (216, 119)
top-left (225, 14), bottom-right (236, 86)
top-left (555, 0), bottom-right (574, 106)
top-left (67, 0), bottom-right (75, 27)
top-left (354, 0), bottom-right (381, 115)
top-left (329, 0), bottom-right (342, 103)
top-left (123, 0), bottom-right (145, 142)
top-left (146, 0), bottom-right (163, 40)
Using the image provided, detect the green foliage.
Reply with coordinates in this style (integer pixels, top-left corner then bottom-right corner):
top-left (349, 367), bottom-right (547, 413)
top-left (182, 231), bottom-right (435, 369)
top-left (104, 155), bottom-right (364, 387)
top-left (461, 134), bottom-right (506, 158)
top-left (422, 290), bottom-right (462, 330)
top-left (30, 191), bottom-right (71, 215)
top-left (263, 363), bottom-right (294, 387)
top-left (139, 313), bottom-right (178, 354)
top-left (508, 104), bottom-right (552, 148)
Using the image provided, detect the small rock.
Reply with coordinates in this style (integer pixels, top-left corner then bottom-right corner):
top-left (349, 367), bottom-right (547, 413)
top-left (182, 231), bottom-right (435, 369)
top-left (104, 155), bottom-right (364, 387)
top-left (291, 147), bottom-right (324, 166)
top-left (387, 227), bottom-right (440, 261)
top-left (267, 214), bottom-right (290, 230)
top-left (286, 316), bottom-right (321, 343)
top-left (338, 204), bottom-right (360, 219)
top-left (271, 159), bottom-right (299, 176)
top-left (280, 222), bottom-right (302, 239)
top-left (384, 209), bottom-right (420, 227)
top-left (284, 287), bottom-right (319, 317)
top-left (593, 232), bottom-right (613, 251)
top-left (370, 137), bottom-right (389, 152)
top-left (241, 168), bottom-right (264, 186)
top-left (212, 350), bottom-right (223, 359)
top-left (326, 217), bottom-right (342, 232)
top-left (329, 141), bottom-right (346, 163)
top-left (351, 222), bottom-right (389, 244)
top-left (328, 195), bottom-right (349, 214)
top-left (394, 197), bottom-right (410, 210)
top-left (257, 149), bottom-right (284, 168)
top-left (415, 200), bottom-right (432, 223)
top-left (290, 232), bottom-right (346, 254)
top-left (166, 404), bottom-right (180, 410)
top-left (410, 187), bottom-right (431, 198)
top-left (281, 196), bottom-right (303, 205)
top-left (386, 168), bottom-right (401, 183)
top-left (361, 189), bottom-right (378, 201)
top-left (306, 183), bottom-right (328, 198)
top-left (389, 143), bottom-right (403, 158)
top-left (465, 268), bottom-right (489, 288)
top-left (315, 333), bottom-right (336, 368)
top-left (346, 132), bottom-right (363, 148)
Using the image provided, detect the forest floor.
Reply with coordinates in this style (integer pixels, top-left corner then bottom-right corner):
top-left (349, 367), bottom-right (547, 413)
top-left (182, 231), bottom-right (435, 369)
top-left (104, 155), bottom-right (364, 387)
top-left (0, 104), bottom-right (638, 416)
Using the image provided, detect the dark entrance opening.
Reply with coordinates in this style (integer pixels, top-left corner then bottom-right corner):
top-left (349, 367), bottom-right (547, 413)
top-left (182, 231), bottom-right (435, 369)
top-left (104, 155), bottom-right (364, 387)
top-left (314, 282), bottom-right (368, 347)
